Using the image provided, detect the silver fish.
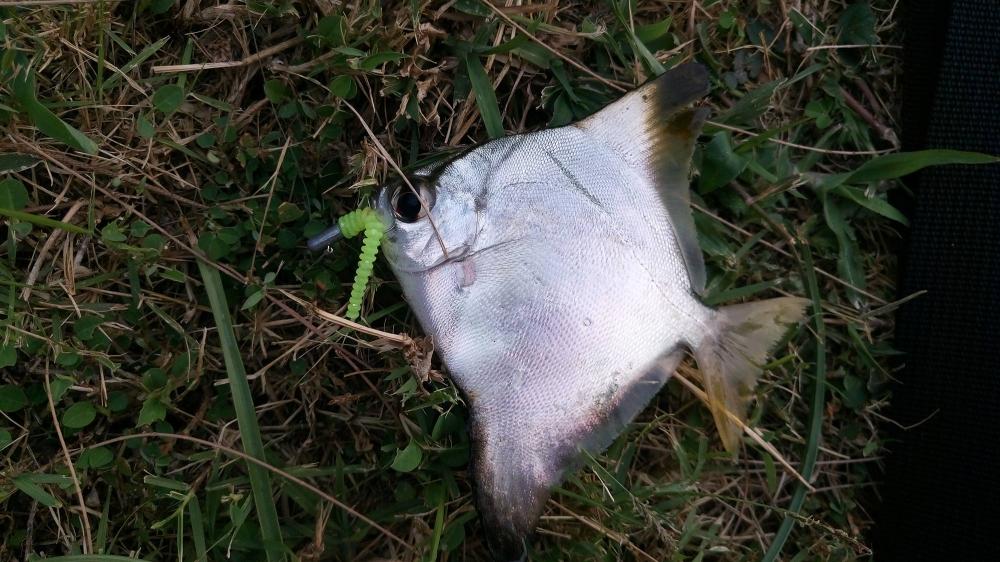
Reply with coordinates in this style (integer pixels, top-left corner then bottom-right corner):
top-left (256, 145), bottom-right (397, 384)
top-left (371, 63), bottom-right (806, 560)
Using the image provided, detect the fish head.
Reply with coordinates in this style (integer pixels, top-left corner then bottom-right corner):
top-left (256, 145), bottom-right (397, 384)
top-left (375, 158), bottom-right (483, 273)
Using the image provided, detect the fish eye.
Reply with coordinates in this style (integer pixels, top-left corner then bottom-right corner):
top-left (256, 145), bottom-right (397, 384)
top-left (391, 179), bottom-right (434, 223)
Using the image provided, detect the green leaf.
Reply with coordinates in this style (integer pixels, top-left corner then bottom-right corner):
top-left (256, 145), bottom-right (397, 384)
top-left (39, 552), bottom-right (154, 562)
top-left (13, 475), bottom-right (61, 507)
top-left (313, 15), bottom-right (345, 47)
top-left (390, 439), bottom-right (423, 473)
top-left (356, 51), bottom-right (406, 71)
top-left (196, 133), bottom-right (216, 148)
top-left (0, 153), bottom-right (41, 173)
top-left (453, 0), bottom-right (491, 16)
top-left (149, 0), bottom-right (172, 15)
top-left (79, 446), bottom-right (114, 469)
top-left (464, 53), bottom-right (504, 139)
top-left (12, 71), bottom-right (99, 155)
top-left (101, 222), bottom-right (127, 243)
top-left (49, 377), bottom-right (72, 401)
top-left (264, 79), bottom-right (291, 103)
top-left (719, 9), bottom-right (736, 30)
top-left (329, 75), bottom-right (357, 99)
top-left (715, 79), bottom-right (784, 125)
top-left (848, 149), bottom-right (998, 184)
top-left (842, 374), bottom-right (866, 410)
top-left (0, 343), bottom-right (18, 367)
top-left (137, 398), bottom-right (167, 426)
top-left (137, 113), bottom-right (155, 139)
top-left (142, 367), bottom-right (167, 390)
top-left (62, 401), bottom-right (97, 428)
top-left (0, 207), bottom-right (90, 234)
top-left (276, 201), bottom-right (303, 223)
top-left (107, 391), bottom-right (129, 412)
top-left (0, 384), bottom-right (28, 412)
top-left (839, 2), bottom-right (878, 46)
top-left (196, 258), bottom-right (284, 561)
top-left (698, 133), bottom-right (750, 193)
top-left (835, 185), bottom-right (909, 225)
top-left (152, 84), bottom-right (185, 113)
top-left (241, 289), bottom-right (265, 310)
top-left (823, 195), bottom-right (865, 307)
top-left (74, 315), bottom-right (104, 342)
top-left (102, 36), bottom-right (170, 91)
top-left (0, 428), bottom-right (12, 450)
top-left (159, 267), bottom-right (187, 283)
top-left (0, 178), bottom-right (29, 210)
top-left (144, 474), bottom-right (190, 491)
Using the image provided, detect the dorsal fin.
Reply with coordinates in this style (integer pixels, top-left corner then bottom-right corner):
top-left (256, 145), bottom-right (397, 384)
top-left (575, 62), bottom-right (710, 294)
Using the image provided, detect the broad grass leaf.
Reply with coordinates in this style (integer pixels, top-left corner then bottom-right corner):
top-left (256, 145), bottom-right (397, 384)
top-left (823, 194), bottom-right (865, 307)
top-left (848, 149), bottom-right (998, 184)
top-left (716, 79), bottom-right (785, 125)
top-left (0, 153), bottom-right (41, 173)
top-left (835, 185), bottom-right (908, 225)
top-left (356, 51), bottom-right (406, 71)
top-left (13, 475), bottom-right (61, 507)
top-left (813, 150), bottom-right (998, 193)
top-left (464, 53), bottom-right (504, 139)
top-left (12, 72), bottom-right (99, 155)
top-left (0, 207), bottom-right (89, 234)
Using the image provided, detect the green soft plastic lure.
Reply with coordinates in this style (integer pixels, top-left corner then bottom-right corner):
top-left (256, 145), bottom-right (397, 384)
top-left (333, 208), bottom-right (386, 320)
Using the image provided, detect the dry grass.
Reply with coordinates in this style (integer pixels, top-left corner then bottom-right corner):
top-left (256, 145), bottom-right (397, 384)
top-left (0, 1), bottom-right (905, 561)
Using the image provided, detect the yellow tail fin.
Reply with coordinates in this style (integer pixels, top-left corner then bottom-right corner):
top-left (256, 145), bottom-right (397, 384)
top-left (693, 297), bottom-right (809, 452)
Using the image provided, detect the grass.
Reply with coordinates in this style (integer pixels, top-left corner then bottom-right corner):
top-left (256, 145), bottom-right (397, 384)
top-left (0, 1), bottom-right (967, 560)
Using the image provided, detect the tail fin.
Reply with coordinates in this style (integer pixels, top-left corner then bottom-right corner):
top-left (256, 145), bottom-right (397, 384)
top-left (693, 297), bottom-right (809, 452)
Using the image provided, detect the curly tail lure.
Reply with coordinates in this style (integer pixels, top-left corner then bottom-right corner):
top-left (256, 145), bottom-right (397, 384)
top-left (328, 207), bottom-right (386, 320)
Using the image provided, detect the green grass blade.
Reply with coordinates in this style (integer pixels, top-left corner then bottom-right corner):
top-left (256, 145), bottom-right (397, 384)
top-left (94, 487), bottom-right (112, 553)
top-left (12, 71), bottom-right (99, 155)
top-left (0, 207), bottom-right (90, 234)
top-left (101, 36), bottom-right (170, 91)
top-left (464, 53), bottom-right (504, 139)
top-left (761, 243), bottom-right (827, 562)
top-left (188, 494), bottom-right (209, 562)
top-left (848, 149), bottom-right (998, 184)
top-left (31, 554), bottom-right (149, 562)
top-left (196, 261), bottom-right (284, 562)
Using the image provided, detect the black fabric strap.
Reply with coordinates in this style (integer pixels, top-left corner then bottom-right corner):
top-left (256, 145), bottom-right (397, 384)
top-left (875, 0), bottom-right (1000, 559)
